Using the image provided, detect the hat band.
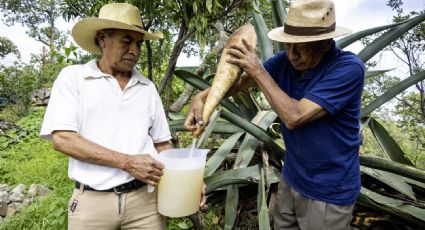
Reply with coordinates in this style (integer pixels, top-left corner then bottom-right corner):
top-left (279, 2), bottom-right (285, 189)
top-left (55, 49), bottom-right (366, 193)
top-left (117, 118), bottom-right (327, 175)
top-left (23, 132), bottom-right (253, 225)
top-left (284, 23), bottom-right (336, 36)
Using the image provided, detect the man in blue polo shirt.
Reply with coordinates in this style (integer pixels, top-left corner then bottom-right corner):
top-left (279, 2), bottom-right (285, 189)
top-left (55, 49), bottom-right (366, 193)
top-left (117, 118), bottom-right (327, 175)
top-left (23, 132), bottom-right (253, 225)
top-left (184, 0), bottom-right (364, 229)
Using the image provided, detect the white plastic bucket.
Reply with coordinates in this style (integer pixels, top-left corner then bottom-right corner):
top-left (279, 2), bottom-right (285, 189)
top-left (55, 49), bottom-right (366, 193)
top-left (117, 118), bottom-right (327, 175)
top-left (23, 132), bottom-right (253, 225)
top-left (157, 148), bottom-right (209, 217)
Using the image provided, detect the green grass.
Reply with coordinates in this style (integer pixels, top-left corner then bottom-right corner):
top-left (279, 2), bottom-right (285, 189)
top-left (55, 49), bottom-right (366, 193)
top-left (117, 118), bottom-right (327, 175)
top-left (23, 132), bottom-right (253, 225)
top-left (0, 108), bottom-right (71, 230)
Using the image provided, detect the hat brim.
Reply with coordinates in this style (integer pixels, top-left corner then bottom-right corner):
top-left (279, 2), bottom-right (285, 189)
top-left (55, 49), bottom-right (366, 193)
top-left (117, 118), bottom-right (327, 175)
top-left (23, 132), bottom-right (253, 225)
top-left (72, 18), bottom-right (163, 54)
top-left (268, 26), bottom-right (352, 43)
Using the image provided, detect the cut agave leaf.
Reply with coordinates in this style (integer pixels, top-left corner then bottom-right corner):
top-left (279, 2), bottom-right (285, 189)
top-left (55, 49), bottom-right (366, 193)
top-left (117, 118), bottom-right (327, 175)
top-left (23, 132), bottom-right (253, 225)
top-left (360, 156), bottom-right (425, 183)
top-left (357, 13), bottom-right (425, 63)
top-left (234, 111), bottom-right (278, 169)
top-left (197, 109), bottom-right (221, 149)
top-left (221, 110), bottom-right (285, 162)
top-left (368, 117), bottom-right (413, 165)
top-left (358, 187), bottom-right (425, 227)
top-left (362, 167), bottom-right (416, 201)
top-left (362, 70), bottom-right (425, 117)
top-left (258, 164), bottom-right (271, 230)
top-left (365, 69), bottom-right (395, 79)
top-left (224, 185), bottom-right (239, 230)
top-left (173, 69), bottom-right (242, 116)
top-left (205, 164), bottom-right (281, 193)
top-left (205, 132), bottom-right (245, 177)
top-left (336, 20), bottom-right (405, 49)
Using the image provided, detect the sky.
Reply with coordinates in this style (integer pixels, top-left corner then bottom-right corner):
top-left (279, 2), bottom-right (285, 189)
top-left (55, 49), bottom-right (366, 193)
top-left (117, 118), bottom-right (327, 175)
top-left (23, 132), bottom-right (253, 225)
top-left (0, 0), bottom-right (424, 76)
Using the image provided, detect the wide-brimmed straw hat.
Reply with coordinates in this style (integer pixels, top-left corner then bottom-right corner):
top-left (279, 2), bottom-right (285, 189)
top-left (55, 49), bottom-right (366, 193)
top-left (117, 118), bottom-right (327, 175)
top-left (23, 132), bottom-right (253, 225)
top-left (72, 3), bottom-right (163, 54)
top-left (268, 0), bottom-right (351, 43)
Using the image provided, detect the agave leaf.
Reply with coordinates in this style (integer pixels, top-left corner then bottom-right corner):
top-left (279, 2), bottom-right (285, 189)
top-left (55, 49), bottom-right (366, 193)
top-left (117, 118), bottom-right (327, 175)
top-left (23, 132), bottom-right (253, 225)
top-left (357, 13), bottom-right (425, 63)
top-left (205, 132), bottom-right (245, 177)
top-left (336, 20), bottom-right (405, 49)
top-left (358, 187), bottom-right (425, 227)
top-left (270, 0), bottom-right (287, 51)
top-left (252, 0), bottom-right (274, 61)
top-left (173, 69), bottom-right (242, 116)
top-left (365, 69), bottom-right (395, 79)
top-left (233, 92), bottom-right (258, 121)
top-left (362, 70), bottom-right (425, 117)
top-left (169, 119), bottom-right (243, 134)
top-left (360, 116), bottom-right (371, 131)
top-left (197, 109), bottom-right (221, 149)
top-left (360, 156), bottom-right (425, 183)
top-left (368, 117), bottom-right (413, 165)
top-left (258, 164), bottom-right (271, 230)
top-left (404, 178), bottom-right (425, 191)
top-left (362, 167), bottom-right (416, 201)
top-left (234, 111), bottom-right (278, 169)
top-left (205, 164), bottom-right (281, 193)
top-left (224, 185), bottom-right (239, 230)
top-left (220, 110), bottom-right (285, 163)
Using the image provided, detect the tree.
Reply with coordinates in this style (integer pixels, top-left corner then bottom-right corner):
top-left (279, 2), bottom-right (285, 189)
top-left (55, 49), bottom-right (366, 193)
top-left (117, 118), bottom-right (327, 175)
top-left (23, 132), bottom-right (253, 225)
top-left (0, 0), bottom-right (64, 49)
top-left (0, 64), bottom-right (37, 119)
top-left (0, 36), bottom-right (20, 58)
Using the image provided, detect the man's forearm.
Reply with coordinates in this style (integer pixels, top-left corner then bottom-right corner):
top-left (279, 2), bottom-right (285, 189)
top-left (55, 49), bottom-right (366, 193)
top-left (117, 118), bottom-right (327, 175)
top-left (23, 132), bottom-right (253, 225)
top-left (52, 131), bottom-right (129, 170)
top-left (249, 68), bottom-right (325, 129)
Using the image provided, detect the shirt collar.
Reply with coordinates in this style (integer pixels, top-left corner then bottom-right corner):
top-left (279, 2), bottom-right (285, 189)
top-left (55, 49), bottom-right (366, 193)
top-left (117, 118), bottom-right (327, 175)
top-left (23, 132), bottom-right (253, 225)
top-left (83, 59), bottom-right (150, 85)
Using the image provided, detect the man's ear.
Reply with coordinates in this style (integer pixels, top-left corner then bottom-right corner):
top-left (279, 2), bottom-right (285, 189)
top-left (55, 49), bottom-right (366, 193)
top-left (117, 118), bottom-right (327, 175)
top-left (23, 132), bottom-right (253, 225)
top-left (96, 30), bottom-right (106, 49)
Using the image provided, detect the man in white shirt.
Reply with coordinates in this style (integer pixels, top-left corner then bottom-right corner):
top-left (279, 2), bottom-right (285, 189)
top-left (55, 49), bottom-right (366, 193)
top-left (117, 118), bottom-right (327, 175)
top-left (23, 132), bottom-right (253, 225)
top-left (40, 3), bottom-right (172, 229)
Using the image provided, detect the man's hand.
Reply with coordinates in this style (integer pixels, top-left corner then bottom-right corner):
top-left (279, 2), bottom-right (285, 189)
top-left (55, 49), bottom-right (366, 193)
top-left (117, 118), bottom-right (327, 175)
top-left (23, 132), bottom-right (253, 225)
top-left (125, 154), bottom-right (164, 186)
top-left (184, 90), bottom-right (208, 138)
top-left (227, 38), bottom-right (264, 78)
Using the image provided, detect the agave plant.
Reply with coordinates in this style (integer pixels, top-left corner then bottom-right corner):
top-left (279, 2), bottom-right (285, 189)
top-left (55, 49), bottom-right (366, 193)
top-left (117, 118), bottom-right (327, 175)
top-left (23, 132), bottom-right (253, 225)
top-left (170, 0), bottom-right (425, 228)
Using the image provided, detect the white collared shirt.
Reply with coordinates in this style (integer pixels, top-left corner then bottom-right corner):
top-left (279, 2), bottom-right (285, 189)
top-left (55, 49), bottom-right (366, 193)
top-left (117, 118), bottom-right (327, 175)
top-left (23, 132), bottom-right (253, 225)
top-left (40, 59), bottom-right (171, 190)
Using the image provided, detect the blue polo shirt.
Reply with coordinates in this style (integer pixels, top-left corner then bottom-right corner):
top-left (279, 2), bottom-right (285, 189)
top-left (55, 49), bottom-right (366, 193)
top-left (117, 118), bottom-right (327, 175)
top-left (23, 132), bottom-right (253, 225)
top-left (264, 41), bottom-right (365, 205)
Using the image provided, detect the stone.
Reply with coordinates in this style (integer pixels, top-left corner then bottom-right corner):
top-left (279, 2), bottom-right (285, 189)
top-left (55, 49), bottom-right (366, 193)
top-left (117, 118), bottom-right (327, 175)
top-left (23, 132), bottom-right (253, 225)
top-left (0, 200), bottom-right (7, 217)
top-left (8, 202), bottom-right (22, 210)
top-left (11, 184), bottom-right (25, 194)
top-left (32, 88), bottom-right (51, 106)
top-left (0, 184), bottom-right (8, 192)
top-left (0, 191), bottom-right (8, 203)
top-left (6, 207), bottom-right (16, 217)
top-left (9, 192), bottom-right (24, 202)
top-left (22, 198), bottom-right (33, 207)
top-left (37, 185), bottom-right (52, 197)
top-left (28, 184), bottom-right (39, 197)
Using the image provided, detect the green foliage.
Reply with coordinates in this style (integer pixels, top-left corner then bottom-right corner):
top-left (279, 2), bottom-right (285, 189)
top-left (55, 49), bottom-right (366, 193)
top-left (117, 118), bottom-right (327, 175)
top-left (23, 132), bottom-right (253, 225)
top-left (0, 0), bottom-right (63, 47)
top-left (167, 218), bottom-right (194, 230)
top-left (0, 36), bottom-right (20, 58)
top-left (0, 64), bottom-right (37, 120)
top-left (0, 108), bottom-right (71, 230)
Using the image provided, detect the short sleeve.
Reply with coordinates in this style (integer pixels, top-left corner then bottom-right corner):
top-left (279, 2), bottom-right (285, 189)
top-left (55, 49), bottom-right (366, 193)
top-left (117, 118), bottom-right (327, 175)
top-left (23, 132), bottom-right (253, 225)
top-left (40, 67), bottom-right (80, 139)
top-left (304, 60), bottom-right (365, 116)
top-left (149, 89), bottom-right (171, 143)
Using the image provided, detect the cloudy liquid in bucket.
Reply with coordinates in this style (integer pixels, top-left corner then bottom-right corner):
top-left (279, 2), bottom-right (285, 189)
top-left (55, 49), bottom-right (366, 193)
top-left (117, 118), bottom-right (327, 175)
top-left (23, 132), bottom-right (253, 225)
top-left (157, 167), bottom-right (204, 217)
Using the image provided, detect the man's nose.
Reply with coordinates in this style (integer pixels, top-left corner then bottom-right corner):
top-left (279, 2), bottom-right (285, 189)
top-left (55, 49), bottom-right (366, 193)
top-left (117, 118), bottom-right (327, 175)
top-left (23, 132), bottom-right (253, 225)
top-left (129, 43), bottom-right (140, 56)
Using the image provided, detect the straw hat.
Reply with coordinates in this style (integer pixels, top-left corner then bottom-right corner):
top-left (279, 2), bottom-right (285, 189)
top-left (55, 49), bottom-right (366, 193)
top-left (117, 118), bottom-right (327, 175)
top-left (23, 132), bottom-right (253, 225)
top-left (72, 3), bottom-right (163, 54)
top-left (268, 0), bottom-right (351, 43)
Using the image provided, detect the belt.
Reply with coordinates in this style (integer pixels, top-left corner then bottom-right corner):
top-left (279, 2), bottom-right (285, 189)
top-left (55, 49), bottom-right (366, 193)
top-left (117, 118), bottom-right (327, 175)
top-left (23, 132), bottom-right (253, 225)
top-left (75, 180), bottom-right (146, 193)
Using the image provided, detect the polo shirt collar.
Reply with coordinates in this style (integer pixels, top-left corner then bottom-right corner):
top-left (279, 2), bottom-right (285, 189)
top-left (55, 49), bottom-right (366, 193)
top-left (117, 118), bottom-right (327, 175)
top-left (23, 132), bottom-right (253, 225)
top-left (83, 59), bottom-right (150, 85)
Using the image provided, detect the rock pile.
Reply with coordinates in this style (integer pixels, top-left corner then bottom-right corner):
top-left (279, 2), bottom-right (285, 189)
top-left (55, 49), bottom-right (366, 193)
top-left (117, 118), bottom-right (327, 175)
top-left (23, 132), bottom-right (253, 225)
top-left (0, 183), bottom-right (52, 222)
top-left (31, 88), bottom-right (51, 107)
